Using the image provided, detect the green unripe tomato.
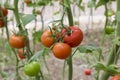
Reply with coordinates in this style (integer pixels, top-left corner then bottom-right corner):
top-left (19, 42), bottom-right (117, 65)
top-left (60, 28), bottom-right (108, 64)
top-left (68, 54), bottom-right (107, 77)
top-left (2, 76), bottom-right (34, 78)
top-left (24, 61), bottom-right (40, 76)
top-left (108, 10), bottom-right (114, 17)
top-left (105, 26), bottom-right (115, 35)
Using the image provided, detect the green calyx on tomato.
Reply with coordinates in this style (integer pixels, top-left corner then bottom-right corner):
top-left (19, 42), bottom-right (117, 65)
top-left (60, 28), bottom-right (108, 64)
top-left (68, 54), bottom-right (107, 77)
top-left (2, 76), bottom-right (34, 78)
top-left (105, 26), bottom-right (115, 35)
top-left (62, 26), bottom-right (83, 47)
top-left (24, 61), bottom-right (40, 76)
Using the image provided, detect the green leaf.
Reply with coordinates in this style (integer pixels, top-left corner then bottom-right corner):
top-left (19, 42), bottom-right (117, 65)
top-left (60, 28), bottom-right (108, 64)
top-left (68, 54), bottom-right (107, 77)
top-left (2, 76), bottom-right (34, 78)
top-left (106, 65), bottom-right (120, 75)
top-left (28, 50), bottom-right (43, 62)
top-left (87, 0), bottom-right (96, 8)
top-left (28, 48), bottom-right (48, 62)
top-left (115, 11), bottom-right (120, 22)
top-left (93, 63), bottom-right (120, 75)
top-left (78, 45), bottom-right (99, 53)
top-left (93, 62), bottom-right (106, 71)
top-left (114, 37), bottom-right (120, 46)
top-left (96, 0), bottom-right (109, 8)
top-left (53, 11), bottom-right (60, 15)
top-left (0, 70), bottom-right (8, 78)
top-left (33, 30), bottom-right (43, 43)
top-left (19, 13), bottom-right (36, 26)
top-left (37, 0), bottom-right (51, 6)
top-left (78, 6), bottom-right (85, 12)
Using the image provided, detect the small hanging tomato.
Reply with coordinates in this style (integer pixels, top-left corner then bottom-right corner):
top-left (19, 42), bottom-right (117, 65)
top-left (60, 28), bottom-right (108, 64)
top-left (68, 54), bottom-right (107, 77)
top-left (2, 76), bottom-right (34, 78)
top-left (84, 69), bottom-right (91, 76)
top-left (17, 49), bottom-right (26, 59)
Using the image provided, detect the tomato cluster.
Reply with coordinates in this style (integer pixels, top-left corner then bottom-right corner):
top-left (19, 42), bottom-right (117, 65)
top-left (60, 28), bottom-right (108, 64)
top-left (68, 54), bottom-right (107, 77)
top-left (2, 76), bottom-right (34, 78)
top-left (41, 26), bottom-right (83, 59)
top-left (0, 6), bottom-right (8, 28)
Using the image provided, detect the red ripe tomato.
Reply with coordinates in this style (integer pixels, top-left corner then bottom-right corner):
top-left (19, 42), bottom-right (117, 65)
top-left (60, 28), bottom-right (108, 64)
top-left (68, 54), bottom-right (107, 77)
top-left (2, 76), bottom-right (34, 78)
top-left (111, 75), bottom-right (120, 80)
top-left (52, 42), bottom-right (72, 59)
top-left (0, 18), bottom-right (4, 28)
top-left (1, 6), bottom-right (8, 16)
top-left (9, 35), bottom-right (27, 49)
top-left (62, 26), bottom-right (83, 47)
top-left (84, 69), bottom-right (91, 75)
top-left (17, 49), bottom-right (26, 59)
top-left (41, 30), bottom-right (54, 48)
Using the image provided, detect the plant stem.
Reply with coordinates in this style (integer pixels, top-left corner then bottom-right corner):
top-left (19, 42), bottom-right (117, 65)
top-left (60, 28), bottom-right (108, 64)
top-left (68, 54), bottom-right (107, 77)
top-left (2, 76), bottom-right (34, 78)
top-left (67, 56), bottom-right (73, 80)
top-left (100, 0), bottom-right (120, 80)
top-left (40, 6), bottom-right (45, 31)
top-left (65, 0), bottom-right (74, 26)
top-left (116, 0), bottom-right (120, 36)
top-left (13, 0), bottom-right (23, 31)
top-left (64, 0), bottom-right (73, 80)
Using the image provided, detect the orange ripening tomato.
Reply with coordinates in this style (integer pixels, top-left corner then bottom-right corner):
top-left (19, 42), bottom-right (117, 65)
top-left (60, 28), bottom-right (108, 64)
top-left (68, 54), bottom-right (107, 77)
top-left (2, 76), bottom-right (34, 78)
top-left (9, 35), bottom-right (27, 49)
top-left (1, 6), bottom-right (8, 16)
top-left (62, 26), bottom-right (83, 47)
top-left (41, 30), bottom-right (54, 48)
top-left (0, 18), bottom-right (4, 28)
top-left (111, 75), bottom-right (120, 80)
top-left (52, 42), bottom-right (72, 59)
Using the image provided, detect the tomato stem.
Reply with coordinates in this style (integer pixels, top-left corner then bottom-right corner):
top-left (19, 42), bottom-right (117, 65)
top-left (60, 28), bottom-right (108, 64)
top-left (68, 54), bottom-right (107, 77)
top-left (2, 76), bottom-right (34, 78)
top-left (13, 0), bottom-right (23, 31)
top-left (11, 48), bottom-right (21, 80)
top-left (64, 0), bottom-right (73, 80)
top-left (65, 0), bottom-right (74, 26)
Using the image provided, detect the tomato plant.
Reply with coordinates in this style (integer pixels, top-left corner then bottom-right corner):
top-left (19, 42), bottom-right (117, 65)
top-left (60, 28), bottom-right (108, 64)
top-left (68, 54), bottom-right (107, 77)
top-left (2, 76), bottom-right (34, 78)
top-left (41, 30), bottom-right (54, 48)
top-left (111, 75), bottom-right (120, 80)
top-left (84, 69), bottom-right (91, 76)
top-left (52, 42), bottom-right (72, 59)
top-left (9, 34), bottom-right (27, 49)
top-left (24, 61), bottom-right (40, 76)
top-left (17, 49), bottom-right (26, 59)
top-left (62, 26), bottom-right (83, 47)
top-left (0, 18), bottom-right (4, 28)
